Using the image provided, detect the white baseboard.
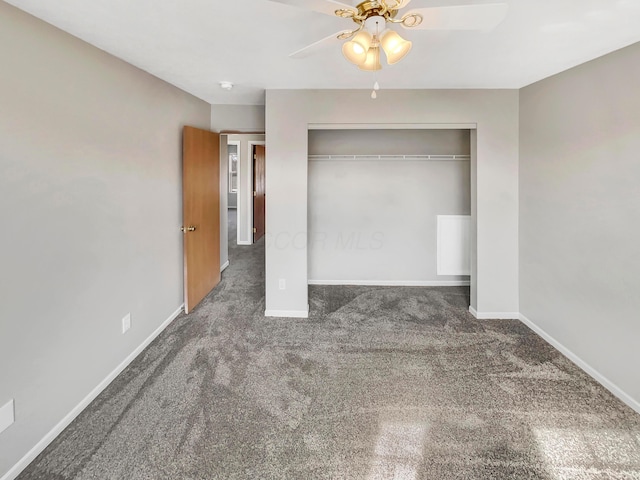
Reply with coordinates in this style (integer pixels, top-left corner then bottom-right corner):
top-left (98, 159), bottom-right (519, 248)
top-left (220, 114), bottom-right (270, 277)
top-left (1, 304), bottom-right (185, 480)
top-left (264, 307), bottom-right (309, 318)
top-left (518, 313), bottom-right (640, 415)
top-left (220, 260), bottom-right (230, 272)
top-left (237, 241), bottom-right (252, 246)
top-left (308, 279), bottom-right (470, 287)
top-left (469, 307), bottom-right (519, 320)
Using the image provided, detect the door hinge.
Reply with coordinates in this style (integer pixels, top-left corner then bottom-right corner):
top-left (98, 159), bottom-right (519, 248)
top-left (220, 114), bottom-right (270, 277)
top-left (252, 227), bottom-right (257, 233)
top-left (254, 154), bottom-right (257, 160)
top-left (253, 191), bottom-right (257, 197)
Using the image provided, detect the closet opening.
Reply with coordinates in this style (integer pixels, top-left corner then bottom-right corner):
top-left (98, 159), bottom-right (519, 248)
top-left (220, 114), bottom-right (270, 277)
top-left (307, 126), bottom-right (476, 311)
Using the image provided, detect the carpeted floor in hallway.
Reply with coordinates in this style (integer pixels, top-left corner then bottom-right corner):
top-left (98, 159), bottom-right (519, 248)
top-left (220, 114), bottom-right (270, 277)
top-left (18, 211), bottom-right (640, 479)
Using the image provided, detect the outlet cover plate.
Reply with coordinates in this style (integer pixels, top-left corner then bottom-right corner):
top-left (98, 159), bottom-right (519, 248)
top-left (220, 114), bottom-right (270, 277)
top-left (122, 313), bottom-right (131, 334)
top-left (0, 399), bottom-right (15, 434)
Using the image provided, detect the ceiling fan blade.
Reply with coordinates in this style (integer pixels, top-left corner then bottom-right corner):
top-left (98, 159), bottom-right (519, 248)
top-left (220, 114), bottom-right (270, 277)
top-left (267, 0), bottom-right (357, 17)
top-left (396, 0), bottom-right (413, 8)
top-left (403, 3), bottom-right (508, 30)
top-left (289, 30), bottom-right (349, 59)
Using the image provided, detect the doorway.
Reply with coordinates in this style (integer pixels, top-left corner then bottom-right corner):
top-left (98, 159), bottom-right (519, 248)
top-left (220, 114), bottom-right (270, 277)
top-left (253, 145), bottom-right (266, 242)
top-left (222, 135), bottom-right (265, 248)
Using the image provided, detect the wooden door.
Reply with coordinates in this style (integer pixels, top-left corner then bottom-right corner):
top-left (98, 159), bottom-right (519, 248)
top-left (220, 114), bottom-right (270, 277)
top-left (182, 126), bottom-right (220, 313)
top-left (253, 145), bottom-right (266, 242)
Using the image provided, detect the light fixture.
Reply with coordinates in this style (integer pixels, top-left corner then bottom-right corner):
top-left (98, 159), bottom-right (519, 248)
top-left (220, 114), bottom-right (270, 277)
top-left (336, 4), bottom-right (416, 99)
top-left (341, 25), bottom-right (412, 68)
top-left (219, 81), bottom-right (234, 91)
top-left (337, 1), bottom-right (421, 71)
top-left (342, 31), bottom-right (372, 65)
top-left (379, 29), bottom-right (412, 65)
top-left (358, 45), bottom-right (381, 71)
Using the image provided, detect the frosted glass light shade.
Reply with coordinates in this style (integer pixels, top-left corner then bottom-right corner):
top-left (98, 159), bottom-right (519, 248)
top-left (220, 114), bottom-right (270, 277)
top-left (342, 31), bottom-right (372, 65)
top-left (358, 46), bottom-right (382, 71)
top-left (380, 29), bottom-right (412, 65)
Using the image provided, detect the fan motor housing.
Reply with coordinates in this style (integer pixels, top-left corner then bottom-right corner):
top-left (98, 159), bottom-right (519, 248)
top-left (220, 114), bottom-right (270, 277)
top-left (356, 1), bottom-right (398, 20)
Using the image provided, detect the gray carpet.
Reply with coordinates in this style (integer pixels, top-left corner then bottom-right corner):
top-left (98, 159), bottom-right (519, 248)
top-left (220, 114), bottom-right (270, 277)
top-left (19, 211), bottom-right (640, 479)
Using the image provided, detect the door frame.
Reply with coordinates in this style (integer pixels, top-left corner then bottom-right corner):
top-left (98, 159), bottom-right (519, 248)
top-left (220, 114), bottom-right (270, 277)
top-left (246, 140), bottom-right (266, 245)
top-left (225, 134), bottom-right (265, 246)
top-left (252, 144), bottom-right (266, 243)
top-left (227, 140), bottom-right (241, 198)
top-left (218, 135), bottom-right (233, 273)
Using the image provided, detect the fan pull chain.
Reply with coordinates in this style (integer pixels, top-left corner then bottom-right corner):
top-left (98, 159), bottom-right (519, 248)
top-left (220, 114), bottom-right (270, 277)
top-left (371, 60), bottom-right (379, 99)
top-left (371, 20), bottom-right (381, 99)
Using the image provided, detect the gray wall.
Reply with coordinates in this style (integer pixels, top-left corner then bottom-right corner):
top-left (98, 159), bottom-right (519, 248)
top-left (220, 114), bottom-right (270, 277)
top-left (520, 41), bottom-right (640, 407)
top-left (211, 104), bottom-right (265, 133)
top-left (308, 129), bottom-right (470, 283)
top-left (265, 89), bottom-right (520, 317)
top-left (308, 129), bottom-right (471, 156)
top-left (0, 3), bottom-right (211, 477)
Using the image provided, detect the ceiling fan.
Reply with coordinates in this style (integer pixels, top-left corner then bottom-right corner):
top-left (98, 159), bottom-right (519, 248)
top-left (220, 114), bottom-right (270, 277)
top-left (267, 0), bottom-right (509, 70)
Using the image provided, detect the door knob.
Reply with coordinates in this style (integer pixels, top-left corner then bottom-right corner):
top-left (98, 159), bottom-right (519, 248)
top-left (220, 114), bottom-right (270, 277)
top-left (181, 226), bottom-right (196, 232)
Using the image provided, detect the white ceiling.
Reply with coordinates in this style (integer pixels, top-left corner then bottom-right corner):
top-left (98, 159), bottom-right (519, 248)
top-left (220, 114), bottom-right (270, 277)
top-left (6, 0), bottom-right (640, 105)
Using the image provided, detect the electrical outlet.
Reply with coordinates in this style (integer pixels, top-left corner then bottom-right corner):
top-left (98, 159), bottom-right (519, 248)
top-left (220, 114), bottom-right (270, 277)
top-left (0, 399), bottom-right (15, 434)
top-left (122, 313), bottom-right (131, 334)
top-left (279, 279), bottom-right (286, 290)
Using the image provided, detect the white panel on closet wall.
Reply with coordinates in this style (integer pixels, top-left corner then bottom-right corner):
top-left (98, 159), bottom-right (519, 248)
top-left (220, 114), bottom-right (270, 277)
top-left (437, 215), bottom-right (471, 275)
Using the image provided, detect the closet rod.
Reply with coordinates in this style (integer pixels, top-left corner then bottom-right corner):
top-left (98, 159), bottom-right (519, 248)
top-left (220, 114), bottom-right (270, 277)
top-left (308, 154), bottom-right (471, 161)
